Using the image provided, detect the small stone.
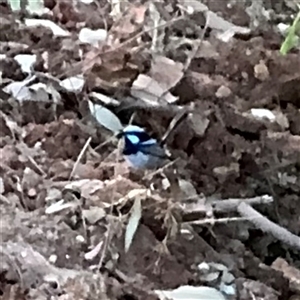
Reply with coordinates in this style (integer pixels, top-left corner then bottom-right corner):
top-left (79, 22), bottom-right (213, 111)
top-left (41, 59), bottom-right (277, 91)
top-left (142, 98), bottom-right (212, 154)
top-left (28, 188), bottom-right (37, 198)
top-left (216, 85), bottom-right (232, 98)
top-left (254, 60), bottom-right (269, 81)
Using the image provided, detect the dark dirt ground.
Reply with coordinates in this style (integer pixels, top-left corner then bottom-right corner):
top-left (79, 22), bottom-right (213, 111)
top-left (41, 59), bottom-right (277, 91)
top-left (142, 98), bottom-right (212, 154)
top-left (0, 0), bottom-right (300, 299)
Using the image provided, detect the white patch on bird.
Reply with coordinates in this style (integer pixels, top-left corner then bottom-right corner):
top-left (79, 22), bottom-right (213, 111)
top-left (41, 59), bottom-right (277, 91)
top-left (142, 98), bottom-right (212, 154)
top-left (123, 125), bottom-right (145, 133)
top-left (139, 138), bottom-right (156, 145)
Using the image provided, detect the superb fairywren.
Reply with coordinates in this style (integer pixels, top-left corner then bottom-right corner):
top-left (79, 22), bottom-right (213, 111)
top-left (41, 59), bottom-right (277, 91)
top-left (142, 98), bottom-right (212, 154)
top-left (116, 125), bottom-right (170, 169)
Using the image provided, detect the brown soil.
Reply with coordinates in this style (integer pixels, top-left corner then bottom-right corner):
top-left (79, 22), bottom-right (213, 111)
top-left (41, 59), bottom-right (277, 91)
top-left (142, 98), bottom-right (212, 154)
top-left (0, 0), bottom-right (300, 300)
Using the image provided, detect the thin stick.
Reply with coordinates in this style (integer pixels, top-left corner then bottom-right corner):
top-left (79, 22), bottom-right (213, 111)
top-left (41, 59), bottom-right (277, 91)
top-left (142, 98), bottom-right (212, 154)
top-left (183, 9), bottom-right (210, 71)
top-left (142, 158), bottom-right (178, 180)
top-left (59, 15), bottom-right (186, 79)
top-left (91, 15), bottom-right (185, 58)
top-left (69, 137), bottom-right (92, 181)
top-left (94, 136), bottom-right (115, 151)
top-left (187, 216), bottom-right (257, 225)
top-left (27, 155), bottom-right (47, 177)
top-left (160, 109), bottom-right (189, 145)
top-left (97, 139), bottom-right (122, 270)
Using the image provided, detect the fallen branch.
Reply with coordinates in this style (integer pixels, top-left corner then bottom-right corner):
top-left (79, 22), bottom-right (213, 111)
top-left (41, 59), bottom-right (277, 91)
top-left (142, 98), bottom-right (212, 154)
top-left (182, 195), bottom-right (273, 222)
top-left (237, 202), bottom-right (300, 251)
top-left (212, 195), bottom-right (273, 212)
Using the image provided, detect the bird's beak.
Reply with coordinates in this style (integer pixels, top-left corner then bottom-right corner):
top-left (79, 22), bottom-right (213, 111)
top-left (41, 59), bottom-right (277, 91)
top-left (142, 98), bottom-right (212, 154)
top-left (115, 130), bottom-right (124, 139)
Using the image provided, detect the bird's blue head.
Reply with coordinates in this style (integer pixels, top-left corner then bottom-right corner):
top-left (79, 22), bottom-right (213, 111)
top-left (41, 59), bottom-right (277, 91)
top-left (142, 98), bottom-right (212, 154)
top-left (116, 125), bottom-right (167, 169)
top-left (117, 125), bottom-right (157, 154)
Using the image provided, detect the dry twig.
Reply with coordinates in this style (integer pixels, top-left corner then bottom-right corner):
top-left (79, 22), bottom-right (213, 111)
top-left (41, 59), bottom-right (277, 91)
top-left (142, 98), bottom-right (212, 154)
top-left (237, 202), bottom-right (300, 251)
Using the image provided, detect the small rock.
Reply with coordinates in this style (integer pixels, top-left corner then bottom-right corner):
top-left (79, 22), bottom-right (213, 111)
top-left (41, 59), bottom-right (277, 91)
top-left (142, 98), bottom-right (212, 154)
top-left (254, 60), bottom-right (269, 81)
top-left (216, 85), bottom-right (232, 98)
top-left (28, 188), bottom-right (37, 198)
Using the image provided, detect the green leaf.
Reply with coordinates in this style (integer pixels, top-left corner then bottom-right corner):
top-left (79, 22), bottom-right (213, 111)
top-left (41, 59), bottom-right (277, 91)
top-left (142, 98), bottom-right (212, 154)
top-left (26, 0), bottom-right (45, 15)
top-left (7, 0), bottom-right (21, 11)
top-left (8, 0), bottom-right (45, 14)
top-left (88, 100), bottom-right (123, 133)
top-left (280, 11), bottom-right (300, 55)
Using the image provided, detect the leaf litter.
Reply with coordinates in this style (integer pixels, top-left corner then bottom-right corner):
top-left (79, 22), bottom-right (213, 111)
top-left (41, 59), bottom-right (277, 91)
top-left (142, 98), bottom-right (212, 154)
top-left (0, 0), bottom-right (300, 300)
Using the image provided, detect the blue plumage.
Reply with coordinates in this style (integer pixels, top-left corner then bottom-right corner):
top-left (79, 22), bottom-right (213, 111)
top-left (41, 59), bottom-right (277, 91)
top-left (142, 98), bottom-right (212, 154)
top-left (117, 125), bottom-right (169, 169)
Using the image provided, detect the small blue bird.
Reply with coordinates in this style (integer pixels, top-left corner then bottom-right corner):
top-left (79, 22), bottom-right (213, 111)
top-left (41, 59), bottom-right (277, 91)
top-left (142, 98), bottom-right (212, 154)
top-left (116, 125), bottom-right (170, 169)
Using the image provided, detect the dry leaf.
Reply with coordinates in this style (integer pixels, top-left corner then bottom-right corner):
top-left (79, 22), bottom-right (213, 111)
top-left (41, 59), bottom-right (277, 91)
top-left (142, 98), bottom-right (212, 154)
top-left (150, 56), bottom-right (184, 92)
top-left (272, 258), bottom-right (300, 293)
top-left (131, 74), bottom-right (178, 105)
top-left (125, 196), bottom-right (142, 252)
top-left (82, 207), bottom-right (106, 224)
top-left (188, 113), bottom-right (210, 137)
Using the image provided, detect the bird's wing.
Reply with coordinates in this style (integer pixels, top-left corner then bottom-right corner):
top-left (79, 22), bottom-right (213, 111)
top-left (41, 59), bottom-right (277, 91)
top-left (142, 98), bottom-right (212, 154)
top-left (139, 143), bottom-right (170, 160)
